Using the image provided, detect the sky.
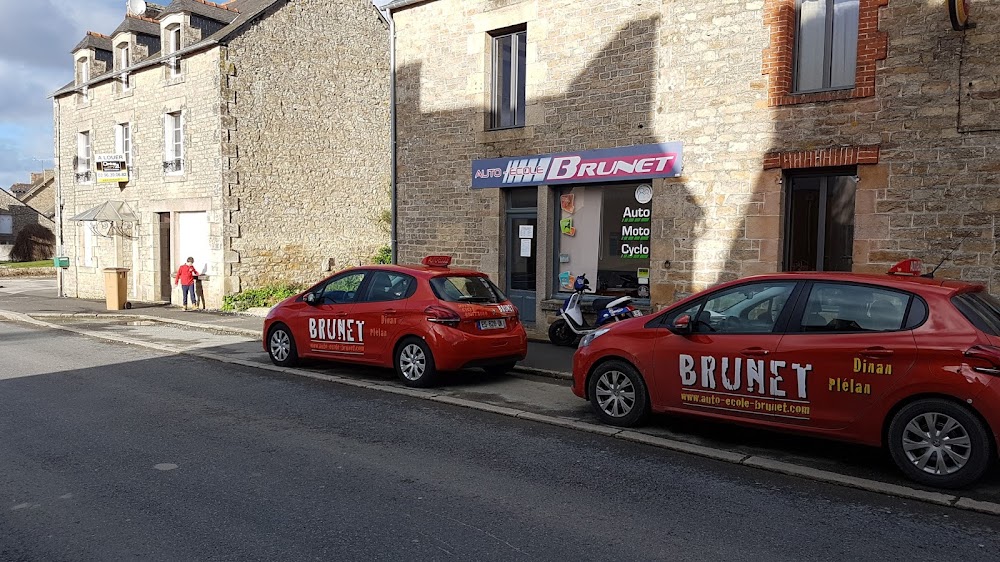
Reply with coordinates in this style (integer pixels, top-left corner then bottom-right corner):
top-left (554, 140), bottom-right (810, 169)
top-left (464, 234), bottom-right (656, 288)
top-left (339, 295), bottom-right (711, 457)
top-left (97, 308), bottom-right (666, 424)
top-left (0, 0), bottom-right (123, 190)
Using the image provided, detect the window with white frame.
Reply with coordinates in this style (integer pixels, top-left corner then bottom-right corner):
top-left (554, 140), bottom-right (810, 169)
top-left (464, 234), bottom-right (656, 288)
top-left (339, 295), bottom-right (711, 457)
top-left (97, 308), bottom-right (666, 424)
top-left (794, 0), bottom-right (859, 93)
top-left (0, 214), bottom-right (12, 235)
top-left (82, 222), bottom-right (96, 267)
top-left (118, 43), bottom-right (131, 90)
top-left (115, 122), bottom-right (132, 167)
top-left (77, 57), bottom-right (90, 101)
top-left (164, 112), bottom-right (183, 174)
top-left (76, 131), bottom-right (92, 183)
top-left (167, 25), bottom-right (182, 77)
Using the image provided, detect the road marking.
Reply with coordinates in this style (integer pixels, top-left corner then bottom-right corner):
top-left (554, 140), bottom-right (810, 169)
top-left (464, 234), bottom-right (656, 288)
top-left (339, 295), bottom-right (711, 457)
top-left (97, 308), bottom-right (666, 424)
top-left (154, 463), bottom-right (179, 471)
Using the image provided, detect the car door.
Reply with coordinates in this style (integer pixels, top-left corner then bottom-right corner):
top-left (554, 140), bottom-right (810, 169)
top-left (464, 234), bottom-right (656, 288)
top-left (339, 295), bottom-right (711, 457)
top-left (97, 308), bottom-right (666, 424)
top-left (352, 270), bottom-right (417, 365)
top-left (301, 270), bottom-right (369, 361)
top-left (775, 281), bottom-right (918, 430)
top-left (653, 280), bottom-right (804, 425)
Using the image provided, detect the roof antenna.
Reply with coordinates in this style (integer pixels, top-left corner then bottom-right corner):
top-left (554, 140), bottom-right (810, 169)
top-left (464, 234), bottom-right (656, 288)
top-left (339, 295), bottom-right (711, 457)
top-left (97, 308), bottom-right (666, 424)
top-left (922, 231), bottom-right (973, 279)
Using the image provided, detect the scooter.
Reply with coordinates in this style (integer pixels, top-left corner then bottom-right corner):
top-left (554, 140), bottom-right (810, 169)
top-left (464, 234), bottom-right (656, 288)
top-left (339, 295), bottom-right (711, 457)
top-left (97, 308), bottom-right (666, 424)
top-left (548, 273), bottom-right (640, 347)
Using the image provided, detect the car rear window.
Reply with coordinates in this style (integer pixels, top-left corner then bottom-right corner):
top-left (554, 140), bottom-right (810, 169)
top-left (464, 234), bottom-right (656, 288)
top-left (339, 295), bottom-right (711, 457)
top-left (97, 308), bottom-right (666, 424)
top-left (430, 275), bottom-right (506, 304)
top-left (952, 291), bottom-right (1000, 336)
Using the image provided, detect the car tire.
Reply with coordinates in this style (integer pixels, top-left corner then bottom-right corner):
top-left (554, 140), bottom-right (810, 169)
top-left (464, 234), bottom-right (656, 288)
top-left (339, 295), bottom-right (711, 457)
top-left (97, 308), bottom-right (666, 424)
top-left (395, 337), bottom-right (438, 388)
top-left (887, 398), bottom-right (993, 489)
top-left (588, 360), bottom-right (649, 427)
top-left (267, 323), bottom-right (299, 367)
top-left (548, 319), bottom-right (577, 347)
top-left (483, 361), bottom-right (517, 376)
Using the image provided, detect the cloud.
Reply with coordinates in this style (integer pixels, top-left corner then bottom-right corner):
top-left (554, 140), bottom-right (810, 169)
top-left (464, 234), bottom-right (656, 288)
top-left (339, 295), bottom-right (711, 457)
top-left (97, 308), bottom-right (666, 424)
top-left (0, 0), bottom-right (123, 188)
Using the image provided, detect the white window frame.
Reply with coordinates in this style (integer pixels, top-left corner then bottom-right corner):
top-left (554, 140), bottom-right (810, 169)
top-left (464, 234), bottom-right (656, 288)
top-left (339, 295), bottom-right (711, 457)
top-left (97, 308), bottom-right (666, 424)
top-left (119, 43), bottom-right (131, 90)
top-left (168, 25), bottom-right (182, 77)
top-left (77, 131), bottom-right (92, 183)
top-left (78, 57), bottom-right (90, 101)
top-left (0, 214), bottom-right (12, 236)
top-left (164, 112), bottom-right (183, 174)
top-left (115, 122), bottom-right (132, 167)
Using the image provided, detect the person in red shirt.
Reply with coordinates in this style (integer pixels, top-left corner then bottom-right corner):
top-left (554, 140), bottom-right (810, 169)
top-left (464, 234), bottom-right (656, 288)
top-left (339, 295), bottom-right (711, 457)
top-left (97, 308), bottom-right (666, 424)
top-left (175, 257), bottom-right (199, 310)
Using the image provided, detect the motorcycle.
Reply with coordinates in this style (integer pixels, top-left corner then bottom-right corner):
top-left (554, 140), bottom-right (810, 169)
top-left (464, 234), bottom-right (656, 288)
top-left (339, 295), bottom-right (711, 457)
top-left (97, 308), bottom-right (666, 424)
top-left (548, 273), bottom-right (641, 347)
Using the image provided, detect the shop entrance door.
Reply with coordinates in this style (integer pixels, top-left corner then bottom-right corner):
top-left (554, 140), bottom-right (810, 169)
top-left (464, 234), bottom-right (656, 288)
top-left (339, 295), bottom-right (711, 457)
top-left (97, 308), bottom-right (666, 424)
top-left (506, 213), bottom-right (537, 324)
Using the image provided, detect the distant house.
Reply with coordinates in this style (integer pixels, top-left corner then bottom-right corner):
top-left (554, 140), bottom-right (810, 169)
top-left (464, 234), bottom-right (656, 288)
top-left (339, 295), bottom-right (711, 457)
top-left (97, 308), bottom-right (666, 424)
top-left (12, 170), bottom-right (56, 220)
top-left (0, 187), bottom-right (55, 262)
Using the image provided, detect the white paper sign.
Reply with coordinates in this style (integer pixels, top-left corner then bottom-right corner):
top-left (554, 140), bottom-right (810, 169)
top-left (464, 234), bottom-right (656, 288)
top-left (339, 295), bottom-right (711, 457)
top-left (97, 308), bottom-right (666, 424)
top-left (520, 239), bottom-right (532, 258)
top-left (518, 225), bottom-right (534, 239)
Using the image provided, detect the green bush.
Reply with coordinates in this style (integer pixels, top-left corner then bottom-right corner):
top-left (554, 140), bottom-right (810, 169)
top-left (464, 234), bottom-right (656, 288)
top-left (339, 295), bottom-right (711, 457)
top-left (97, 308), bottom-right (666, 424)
top-left (373, 245), bottom-right (392, 265)
top-left (223, 283), bottom-right (304, 312)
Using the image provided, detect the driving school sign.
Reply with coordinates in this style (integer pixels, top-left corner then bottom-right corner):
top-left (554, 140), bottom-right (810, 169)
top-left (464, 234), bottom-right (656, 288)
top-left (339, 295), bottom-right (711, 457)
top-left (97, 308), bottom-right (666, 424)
top-left (471, 142), bottom-right (683, 188)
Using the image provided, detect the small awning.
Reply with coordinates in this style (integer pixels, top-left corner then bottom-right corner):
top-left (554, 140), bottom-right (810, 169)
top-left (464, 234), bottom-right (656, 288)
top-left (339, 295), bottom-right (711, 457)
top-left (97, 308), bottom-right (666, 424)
top-left (69, 201), bottom-right (138, 222)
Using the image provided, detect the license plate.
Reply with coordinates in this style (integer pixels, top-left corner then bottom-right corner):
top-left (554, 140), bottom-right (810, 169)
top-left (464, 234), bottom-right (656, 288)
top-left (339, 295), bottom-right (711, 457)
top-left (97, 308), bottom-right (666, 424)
top-left (632, 310), bottom-right (643, 317)
top-left (478, 319), bottom-right (506, 330)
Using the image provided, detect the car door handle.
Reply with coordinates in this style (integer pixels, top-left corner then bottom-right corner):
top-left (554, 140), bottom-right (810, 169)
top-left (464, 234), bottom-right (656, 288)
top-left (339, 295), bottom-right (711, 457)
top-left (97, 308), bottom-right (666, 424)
top-left (740, 347), bottom-right (770, 357)
top-left (860, 347), bottom-right (893, 358)
top-left (332, 312), bottom-right (348, 318)
top-left (383, 309), bottom-right (397, 315)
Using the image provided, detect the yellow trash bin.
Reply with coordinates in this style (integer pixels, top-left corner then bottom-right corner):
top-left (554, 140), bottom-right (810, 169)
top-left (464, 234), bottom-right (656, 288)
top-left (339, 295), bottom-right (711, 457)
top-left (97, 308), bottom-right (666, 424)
top-left (102, 268), bottom-right (130, 310)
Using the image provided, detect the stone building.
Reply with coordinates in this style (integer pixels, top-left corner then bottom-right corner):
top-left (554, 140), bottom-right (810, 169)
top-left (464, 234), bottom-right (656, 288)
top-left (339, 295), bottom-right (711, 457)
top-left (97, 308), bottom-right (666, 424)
top-left (0, 188), bottom-right (55, 261)
top-left (377, 0), bottom-right (999, 332)
top-left (11, 170), bottom-right (57, 219)
top-left (53, 0), bottom-right (390, 308)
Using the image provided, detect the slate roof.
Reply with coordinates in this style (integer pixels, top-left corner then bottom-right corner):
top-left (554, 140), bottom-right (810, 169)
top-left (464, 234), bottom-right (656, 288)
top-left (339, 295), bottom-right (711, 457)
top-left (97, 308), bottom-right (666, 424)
top-left (9, 183), bottom-right (31, 196)
top-left (55, 0), bottom-right (343, 97)
top-left (111, 15), bottom-right (162, 39)
top-left (72, 32), bottom-right (113, 54)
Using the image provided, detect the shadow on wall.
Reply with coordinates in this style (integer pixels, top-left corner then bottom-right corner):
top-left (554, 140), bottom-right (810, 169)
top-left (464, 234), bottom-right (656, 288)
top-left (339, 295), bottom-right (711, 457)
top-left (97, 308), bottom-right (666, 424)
top-left (394, 15), bottom-right (703, 305)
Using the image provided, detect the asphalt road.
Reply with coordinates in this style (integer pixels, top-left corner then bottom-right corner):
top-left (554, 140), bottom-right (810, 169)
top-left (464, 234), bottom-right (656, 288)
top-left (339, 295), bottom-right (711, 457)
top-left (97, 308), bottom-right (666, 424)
top-left (3, 321), bottom-right (1000, 561)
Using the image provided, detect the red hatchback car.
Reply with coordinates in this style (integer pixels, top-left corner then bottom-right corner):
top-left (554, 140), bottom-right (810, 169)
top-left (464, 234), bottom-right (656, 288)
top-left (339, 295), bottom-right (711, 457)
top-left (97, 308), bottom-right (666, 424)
top-left (264, 256), bottom-right (527, 387)
top-left (573, 260), bottom-right (1000, 488)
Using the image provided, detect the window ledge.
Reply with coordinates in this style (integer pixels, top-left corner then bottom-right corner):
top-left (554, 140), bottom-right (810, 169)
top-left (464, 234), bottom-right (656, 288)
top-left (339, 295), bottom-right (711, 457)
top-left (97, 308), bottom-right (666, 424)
top-left (477, 126), bottom-right (533, 144)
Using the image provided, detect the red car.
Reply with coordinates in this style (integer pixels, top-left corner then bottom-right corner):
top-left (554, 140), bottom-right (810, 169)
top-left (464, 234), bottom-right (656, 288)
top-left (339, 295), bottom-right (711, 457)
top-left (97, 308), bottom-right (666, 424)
top-left (572, 259), bottom-right (1000, 488)
top-left (264, 256), bottom-right (527, 387)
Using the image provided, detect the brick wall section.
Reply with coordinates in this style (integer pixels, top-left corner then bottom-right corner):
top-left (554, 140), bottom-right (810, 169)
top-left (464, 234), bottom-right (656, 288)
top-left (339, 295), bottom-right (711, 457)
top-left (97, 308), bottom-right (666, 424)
top-left (763, 145), bottom-right (880, 169)
top-left (222, 0), bottom-right (390, 292)
top-left (763, 0), bottom-right (888, 107)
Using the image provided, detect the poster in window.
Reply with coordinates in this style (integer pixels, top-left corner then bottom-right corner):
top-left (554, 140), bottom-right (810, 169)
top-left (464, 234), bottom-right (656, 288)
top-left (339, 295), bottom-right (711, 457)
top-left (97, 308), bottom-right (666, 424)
top-left (597, 186), bottom-right (651, 297)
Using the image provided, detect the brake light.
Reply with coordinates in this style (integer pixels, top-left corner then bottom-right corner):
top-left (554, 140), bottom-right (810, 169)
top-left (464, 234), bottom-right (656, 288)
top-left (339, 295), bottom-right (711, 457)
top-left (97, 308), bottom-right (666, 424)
top-left (424, 305), bottom-right (461, 327)
top-left (964, 345), bottom-right (1000, 376)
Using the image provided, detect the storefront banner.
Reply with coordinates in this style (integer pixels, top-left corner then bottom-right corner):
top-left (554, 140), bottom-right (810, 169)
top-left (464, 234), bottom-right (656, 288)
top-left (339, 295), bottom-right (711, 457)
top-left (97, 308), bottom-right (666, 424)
top-left (471, 142), bottom-right (683, 188)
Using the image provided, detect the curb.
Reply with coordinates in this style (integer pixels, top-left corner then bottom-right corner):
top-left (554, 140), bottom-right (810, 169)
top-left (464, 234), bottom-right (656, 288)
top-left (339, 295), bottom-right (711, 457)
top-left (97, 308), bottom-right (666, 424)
top-left (4, 308), bottom-right (1000, 517)
top-left (27, 312), bottom-right (261, 339)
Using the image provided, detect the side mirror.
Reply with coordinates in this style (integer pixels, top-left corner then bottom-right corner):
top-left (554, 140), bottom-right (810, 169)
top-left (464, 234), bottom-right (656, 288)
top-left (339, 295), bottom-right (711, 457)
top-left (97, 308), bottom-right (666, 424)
top-left (670, 314), bottom-right (693, 334)
top-left (304, 292), bottom-right (320, 305)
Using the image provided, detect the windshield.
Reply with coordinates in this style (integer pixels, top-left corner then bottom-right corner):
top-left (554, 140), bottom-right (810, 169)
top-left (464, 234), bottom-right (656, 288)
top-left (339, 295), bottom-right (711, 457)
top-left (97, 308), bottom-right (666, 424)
top-left (430, 275), bottom-right (506, 304)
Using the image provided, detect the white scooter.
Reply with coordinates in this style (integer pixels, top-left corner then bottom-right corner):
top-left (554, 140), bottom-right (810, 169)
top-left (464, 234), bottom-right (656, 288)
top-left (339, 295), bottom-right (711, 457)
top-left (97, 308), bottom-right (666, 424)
top-left (548, 273), bottom-right (640, 346)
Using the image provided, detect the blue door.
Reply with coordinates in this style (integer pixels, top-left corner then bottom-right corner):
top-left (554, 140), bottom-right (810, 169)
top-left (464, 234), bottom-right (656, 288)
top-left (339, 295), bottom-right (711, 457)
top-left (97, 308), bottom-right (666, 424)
top-left (507, 214), bottom-right (537, 324)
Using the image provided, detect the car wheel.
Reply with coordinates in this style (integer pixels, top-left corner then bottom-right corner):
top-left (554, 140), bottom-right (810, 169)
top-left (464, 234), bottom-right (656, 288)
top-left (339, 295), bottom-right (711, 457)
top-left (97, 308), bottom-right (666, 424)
top-left (588, 360), bottom-right (649, 427)
top-left (548, 319), bottom-right (577, 347)
top-left (395, 337), bottom-right (438, 388)
top-left (887, 398), bottom-right (993, 489)
top-left (483, 361), bottom-right (517, 376)
top-left (267, 323), bottom-right (298, 367)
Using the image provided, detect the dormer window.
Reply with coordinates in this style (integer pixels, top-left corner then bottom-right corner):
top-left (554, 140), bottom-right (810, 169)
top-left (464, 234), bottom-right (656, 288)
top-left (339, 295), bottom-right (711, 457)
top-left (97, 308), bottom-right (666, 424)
top-left (118, 43), bottom-right (132, 90)
top-left (167, 24), bottom-right (181, 77)
top-left (77, 57), bottom-right (90, 101)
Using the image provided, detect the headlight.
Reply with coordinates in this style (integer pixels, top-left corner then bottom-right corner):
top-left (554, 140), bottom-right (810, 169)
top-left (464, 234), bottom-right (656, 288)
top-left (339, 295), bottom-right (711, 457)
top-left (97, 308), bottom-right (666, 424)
top-left (580, 327), bottom-right (612, 348)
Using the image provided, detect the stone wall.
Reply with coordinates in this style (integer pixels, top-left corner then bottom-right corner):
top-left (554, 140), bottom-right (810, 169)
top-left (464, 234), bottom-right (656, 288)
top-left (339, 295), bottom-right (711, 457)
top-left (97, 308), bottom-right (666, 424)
top-left (0, 189), bottom-right (55, 249)
top-left (222, 0), bottom-right (391, 292)
top-left (392, 0), bottom-right (1000, 319)
top-left (55, 46), bottom-right (226, 306)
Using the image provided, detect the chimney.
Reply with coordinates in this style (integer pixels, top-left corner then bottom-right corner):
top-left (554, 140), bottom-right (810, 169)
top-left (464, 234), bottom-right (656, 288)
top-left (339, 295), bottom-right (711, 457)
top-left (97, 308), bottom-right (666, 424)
top-left (30, 172), bottom-right (43, 184)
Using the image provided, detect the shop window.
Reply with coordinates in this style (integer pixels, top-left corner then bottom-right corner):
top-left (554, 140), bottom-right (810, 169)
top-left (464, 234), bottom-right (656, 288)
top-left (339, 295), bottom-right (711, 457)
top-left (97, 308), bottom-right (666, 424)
top-left (794, 0), bottom-right (859, 92)
top-left (554, 184), bottom-right (652, 299)
top-left (490, 26), bottom-right (526, 130)
top-left (784, 171), bottom-right (856, 272)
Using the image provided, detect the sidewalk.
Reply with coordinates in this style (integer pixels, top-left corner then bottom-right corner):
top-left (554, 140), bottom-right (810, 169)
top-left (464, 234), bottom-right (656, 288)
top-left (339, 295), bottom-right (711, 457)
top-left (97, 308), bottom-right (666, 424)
top-left (0, 283), bottom-right (575, 377)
